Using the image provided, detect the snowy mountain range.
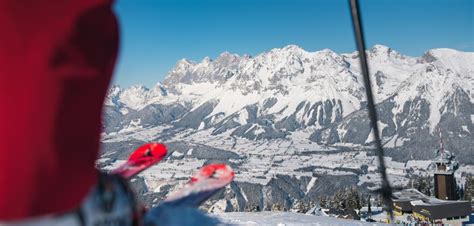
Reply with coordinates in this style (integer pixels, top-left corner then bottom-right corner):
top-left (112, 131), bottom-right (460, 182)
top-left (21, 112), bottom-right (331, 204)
top-left (100, 44), bottom-right (473, 212)
top-left (103, 44), bottom-right (473, 163)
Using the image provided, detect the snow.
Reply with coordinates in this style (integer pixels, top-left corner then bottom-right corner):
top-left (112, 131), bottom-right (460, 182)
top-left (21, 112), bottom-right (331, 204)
top-left (215, 212), bottom-right (382, 226)
top-left (171, 151), bottom-right (184, 158)
top-left (253, 125), bottom-right (266, 136)
top-left (383, 135), bottom-right (398, 148)
top-left (343, 44), bottom-right (421, 102)
top-left (405, 160), bottom-right (431, 170)
top-left (110, 121), bottom-right (467, 190)
top-left (107, 44), bottom-right (375, 127)
top-left (101, 151), bottom-right (116, 157)
top-left (385, 49), bottom-right (474, 133)
top-left (107, 45), bottom-right (473, 129)
top-left (145, 205), bottom-right (221, 226)
top-left (240, 187), bottom-right (249, 202)
top-left (198, 122), bottom-right (205, 130)
top-left (97, 157), bottom-right (110, 163)
top-left (187, 148), bottom-right (194, 155)
top-left (105, 45), bottom-right (473, 143)
top-left (119, 85), bottom-right (150, 109)
top-left (238, 109), bottom-right (249, 125)
top-left (101, 45), bottom-right (474, 224)
top-left (102, 125), bottom-right (172, 143)
top-left (106, 84), bottom-right (168, 111)
top-left (102, 121), bottom-right (457, 189)
top-left (305, 177), bottom-right (317, 194)
top-left (209, 199), bottom-right (229, 213)
top-left (425, 48), bottom-right (474, 75)
top-left (365, 129), bottom-right (375, 144)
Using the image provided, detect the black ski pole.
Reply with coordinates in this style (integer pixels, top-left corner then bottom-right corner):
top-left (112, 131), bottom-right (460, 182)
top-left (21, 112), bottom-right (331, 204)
top-left (348, 0), bottom-right (394, 221)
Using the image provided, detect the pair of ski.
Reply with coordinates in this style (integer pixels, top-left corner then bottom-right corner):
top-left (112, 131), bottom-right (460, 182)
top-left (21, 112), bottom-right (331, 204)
top-left (110, 143), bottom-right (234, 208)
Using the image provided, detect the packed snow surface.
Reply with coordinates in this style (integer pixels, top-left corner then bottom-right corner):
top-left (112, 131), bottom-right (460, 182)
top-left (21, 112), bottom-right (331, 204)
top-left (215, 212), bottom-right (382, 226)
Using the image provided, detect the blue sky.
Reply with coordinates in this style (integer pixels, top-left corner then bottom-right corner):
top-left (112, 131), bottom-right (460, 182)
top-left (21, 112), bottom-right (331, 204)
top-left (112, 0), bottom-right (473, 88)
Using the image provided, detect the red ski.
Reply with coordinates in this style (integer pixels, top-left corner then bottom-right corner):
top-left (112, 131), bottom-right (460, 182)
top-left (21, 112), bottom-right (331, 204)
top-left (111, 143), bottom-right (168, 179)
top-left (163, 163), bottom-right (234, 207)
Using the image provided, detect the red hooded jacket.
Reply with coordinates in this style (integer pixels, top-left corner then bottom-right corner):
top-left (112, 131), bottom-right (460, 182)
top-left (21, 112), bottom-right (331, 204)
top-left (0, 0), bottom-right (118, 220)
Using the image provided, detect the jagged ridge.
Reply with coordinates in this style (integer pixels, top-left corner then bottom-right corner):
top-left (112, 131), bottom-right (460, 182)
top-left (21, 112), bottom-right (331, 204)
top-left (104, 44), bottom-right (473, 162)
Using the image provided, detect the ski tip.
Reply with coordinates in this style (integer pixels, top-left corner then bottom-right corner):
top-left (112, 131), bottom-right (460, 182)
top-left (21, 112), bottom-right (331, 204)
top-left (111, 143), bottom-right (168, 178)
top-left (163, 163), bottom-right (235, 205)
top-left (192, 163), bottom-right (235, 183)
top-left (128, 143), bottom-right (168, 162)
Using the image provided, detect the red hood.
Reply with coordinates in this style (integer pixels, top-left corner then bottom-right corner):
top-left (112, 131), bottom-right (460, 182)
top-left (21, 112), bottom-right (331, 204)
top-left (0, 0), bottom-right (118, 220)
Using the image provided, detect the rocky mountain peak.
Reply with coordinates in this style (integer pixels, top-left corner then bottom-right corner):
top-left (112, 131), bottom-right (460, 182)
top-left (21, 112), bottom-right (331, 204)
top-left (368, 44), bottom-right (406, 60)
top-left (201, 56), bottom-right (212, 64)
top-left (370, 44), bottom-right (391, 53)
top-left (216, 51), bottom-right (241, 65)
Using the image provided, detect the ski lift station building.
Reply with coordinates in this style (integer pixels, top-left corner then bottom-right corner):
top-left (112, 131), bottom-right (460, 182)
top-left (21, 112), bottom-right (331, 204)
top-left (392, 189), bottom-right (471, 225)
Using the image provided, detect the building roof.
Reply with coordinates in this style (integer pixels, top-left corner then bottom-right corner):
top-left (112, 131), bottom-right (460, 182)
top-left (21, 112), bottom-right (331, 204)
top-left (411, 200), bottom-right (470, 219)
top-left (392, 189), bottom-right (427, 201)
top-left (392, 189), bottom-right (471, 219)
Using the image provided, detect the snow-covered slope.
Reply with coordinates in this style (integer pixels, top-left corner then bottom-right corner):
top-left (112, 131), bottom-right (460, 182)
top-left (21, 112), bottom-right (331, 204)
top-left (106, 83), bottom-right (168, 112)
top-left (311, 47), bottom-right (473, 162)
top-left (342, 44), bottom-right (422, 101)
top-left (216, 211), bottom-right (381, 226)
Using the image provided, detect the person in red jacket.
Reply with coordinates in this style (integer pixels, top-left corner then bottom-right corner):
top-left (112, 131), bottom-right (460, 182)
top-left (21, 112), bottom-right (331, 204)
top-left (0, 0), bottom-right (120, 221)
